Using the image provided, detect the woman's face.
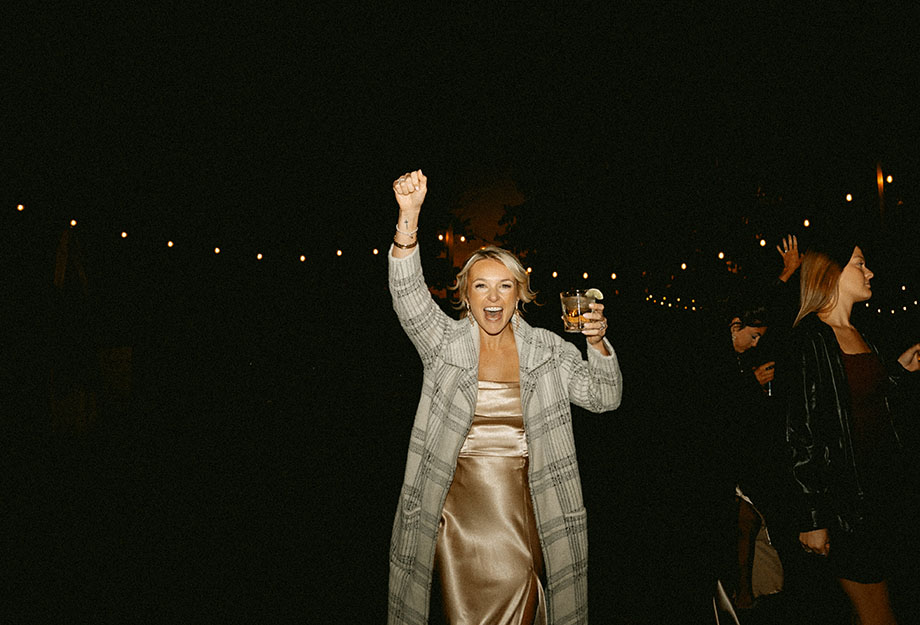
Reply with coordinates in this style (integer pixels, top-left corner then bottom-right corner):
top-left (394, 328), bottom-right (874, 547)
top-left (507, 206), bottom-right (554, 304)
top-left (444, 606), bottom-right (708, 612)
top-left (837, 246), bottom-right (874, 304)
top-left (467, 259), bottom-right (519, 336)
top-left (731, 318), bottom-right (767, 354)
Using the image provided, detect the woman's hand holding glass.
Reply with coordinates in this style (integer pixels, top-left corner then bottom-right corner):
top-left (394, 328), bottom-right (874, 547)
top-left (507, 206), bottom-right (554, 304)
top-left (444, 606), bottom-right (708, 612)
top-left (582, 303), bottom-right (609, 355)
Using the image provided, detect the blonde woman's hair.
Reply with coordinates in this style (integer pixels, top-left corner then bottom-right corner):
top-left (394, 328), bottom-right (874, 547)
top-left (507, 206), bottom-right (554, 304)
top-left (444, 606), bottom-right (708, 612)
top-left (793, 250), bottom-right (843, 327)
top-left (450, 246), bottom-right (538, 316)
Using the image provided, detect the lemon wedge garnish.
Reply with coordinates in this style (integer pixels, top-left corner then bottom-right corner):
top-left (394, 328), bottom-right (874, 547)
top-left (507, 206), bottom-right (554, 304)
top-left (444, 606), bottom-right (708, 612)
top-left (585, 288), bottom-right (604, 300)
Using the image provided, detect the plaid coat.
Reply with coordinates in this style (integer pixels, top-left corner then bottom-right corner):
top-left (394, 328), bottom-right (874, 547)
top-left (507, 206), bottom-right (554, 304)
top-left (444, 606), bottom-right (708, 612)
top-left (388, 248), bottom-right (623, 625)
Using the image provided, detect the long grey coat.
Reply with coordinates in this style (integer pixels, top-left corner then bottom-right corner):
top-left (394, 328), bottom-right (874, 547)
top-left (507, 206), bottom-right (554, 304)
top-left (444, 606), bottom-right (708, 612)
top-left (387, 247), bottom-right (623, 625)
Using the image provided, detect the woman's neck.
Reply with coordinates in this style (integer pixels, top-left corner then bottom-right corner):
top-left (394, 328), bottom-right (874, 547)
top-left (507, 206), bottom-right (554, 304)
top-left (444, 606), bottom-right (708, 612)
top-left (479, 325), bottom-right (516, 352)
top-left (818, 298), bottom-right (855, 328)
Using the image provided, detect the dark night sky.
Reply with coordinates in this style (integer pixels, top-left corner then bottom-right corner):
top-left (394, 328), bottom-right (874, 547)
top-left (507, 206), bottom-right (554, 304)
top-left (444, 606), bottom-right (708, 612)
top-left (6, 4), bottom-right (920, 275)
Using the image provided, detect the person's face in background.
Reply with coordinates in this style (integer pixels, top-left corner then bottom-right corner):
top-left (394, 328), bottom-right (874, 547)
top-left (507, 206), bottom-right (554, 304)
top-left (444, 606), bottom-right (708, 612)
top-left (837, 246), bottom-right (874, 305)
top-left (466, 259), bottom-right (519, 336)
top-left (731, 318), bottom-right (767, 354)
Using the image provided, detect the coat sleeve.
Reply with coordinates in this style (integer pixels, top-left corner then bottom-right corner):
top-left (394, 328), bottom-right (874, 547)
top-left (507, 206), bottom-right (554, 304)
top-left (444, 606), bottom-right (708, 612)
top-left (563, 337), bottom-right (623, 413)
top-left (388, 245), bottom-right (452, 366)
top-left (784, 331), bottom-right (832, 531)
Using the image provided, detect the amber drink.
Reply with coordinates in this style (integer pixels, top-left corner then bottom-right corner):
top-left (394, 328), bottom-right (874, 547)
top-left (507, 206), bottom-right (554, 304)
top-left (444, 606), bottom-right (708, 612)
top-left (560, 290), bottom-right (595, 332)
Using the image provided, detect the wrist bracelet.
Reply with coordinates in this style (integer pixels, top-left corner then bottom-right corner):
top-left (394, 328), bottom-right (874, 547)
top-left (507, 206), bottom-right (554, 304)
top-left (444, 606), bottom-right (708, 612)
top-left (393, 237), bottom-right (418, 250)
top-left (395, 224), bottom-right (418, 236)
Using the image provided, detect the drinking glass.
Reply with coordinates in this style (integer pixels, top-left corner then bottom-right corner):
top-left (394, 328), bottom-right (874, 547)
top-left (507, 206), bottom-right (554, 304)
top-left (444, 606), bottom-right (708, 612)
top-left (560, 290), bottom-right (595, 333)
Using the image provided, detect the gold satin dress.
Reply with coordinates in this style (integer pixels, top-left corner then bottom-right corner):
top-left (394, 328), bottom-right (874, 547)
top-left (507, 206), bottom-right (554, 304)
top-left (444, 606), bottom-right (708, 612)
top-left (434, 381), bottom-right (547, 625)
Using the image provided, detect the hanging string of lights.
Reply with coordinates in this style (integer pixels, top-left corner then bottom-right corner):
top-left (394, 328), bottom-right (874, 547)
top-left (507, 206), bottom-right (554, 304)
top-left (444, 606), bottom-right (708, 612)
top-left (12, 188), bottom-right (917, 318)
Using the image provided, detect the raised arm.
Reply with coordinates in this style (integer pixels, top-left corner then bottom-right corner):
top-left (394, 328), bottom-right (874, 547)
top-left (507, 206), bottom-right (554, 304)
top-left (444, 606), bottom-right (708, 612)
top-left (389, 170), bottom-right (452, 364)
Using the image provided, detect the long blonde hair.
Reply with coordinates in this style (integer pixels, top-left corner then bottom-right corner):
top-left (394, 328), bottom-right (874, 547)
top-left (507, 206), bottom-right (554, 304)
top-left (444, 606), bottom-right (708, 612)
top-left (450, 246), bottom-right (538, 317)
top-left (793, 250), bottom-right (844, 327)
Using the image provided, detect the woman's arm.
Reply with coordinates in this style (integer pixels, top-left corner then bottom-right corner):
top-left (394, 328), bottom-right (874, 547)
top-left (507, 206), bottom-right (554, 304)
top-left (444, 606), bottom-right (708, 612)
top-left (388, 170), bottom-right (451, 364)
top-left (784, 332), bottom-right (832, 532)
top-left (564, 336), bottom-right (623, 413)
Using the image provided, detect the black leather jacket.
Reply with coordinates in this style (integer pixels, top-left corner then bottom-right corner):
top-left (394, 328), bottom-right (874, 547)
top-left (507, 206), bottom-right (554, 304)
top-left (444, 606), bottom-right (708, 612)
top-left (782, 314), bottom-right (906, 534)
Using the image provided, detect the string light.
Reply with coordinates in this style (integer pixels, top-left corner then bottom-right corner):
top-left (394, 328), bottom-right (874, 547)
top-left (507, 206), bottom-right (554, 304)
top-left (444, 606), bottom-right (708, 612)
top-left (680, 263), bottom-right (687, 270)
top-left (214, 247), bottom-right (220, 254)
top-left (718, 252), bottom-right (724, 259)
top-left (759, 239), bottom-right (766, 247)
top-left (887, 175), bottom-right (892, 183)
top-left (121, 231), bottom-right (128, 238)
top-left (526, 267), bottom-right (532, 274)
top-left (552, 271), bottom-right (558, 278)
top-left (70, 219), bottom-right (77, 227)
top-left (17, 204), bottom-right (24, 211)
top-left (300, 255), bottom-right (306, 262)
top-left (438, 234), bottom-right (444, 241)
top-left (610, 273), bottom-right (617, 280)
top-left (803, 219), bottom-right (810, 227)
top-left (459, 236), bottom-right (466, 242)
top-left (372, 248), bottom-right (379, 255)
top-left (167, 241), bottom-right (174, 248)
top-left (582, 272), bottom-right (588, 279)
top-left (257, 253), bottom-right (263, 260)
top-left (336, 250), bottom-right (342, 256)
top-left (846, 194), bottom-right (853, 202)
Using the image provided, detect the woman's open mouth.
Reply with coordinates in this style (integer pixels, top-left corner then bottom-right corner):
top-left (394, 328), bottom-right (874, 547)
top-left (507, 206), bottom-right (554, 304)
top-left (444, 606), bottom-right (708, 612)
top-left (484, 306), bottom-right (503, 321)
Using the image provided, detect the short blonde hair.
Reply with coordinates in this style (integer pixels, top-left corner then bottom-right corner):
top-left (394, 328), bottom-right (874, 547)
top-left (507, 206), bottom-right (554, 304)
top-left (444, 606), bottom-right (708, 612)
top-left (793, 250), bottom-right (843, 327)
top-left (450, 246), bottom-right (538, 316)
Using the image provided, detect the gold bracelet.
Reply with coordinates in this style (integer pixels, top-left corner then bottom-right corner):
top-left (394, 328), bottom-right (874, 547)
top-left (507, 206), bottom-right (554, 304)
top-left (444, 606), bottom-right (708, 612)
top-left (393, 237), bottom-right (418, 250)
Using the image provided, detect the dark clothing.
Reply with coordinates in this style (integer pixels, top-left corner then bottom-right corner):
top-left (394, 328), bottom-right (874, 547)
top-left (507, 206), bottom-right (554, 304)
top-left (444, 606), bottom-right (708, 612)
top-left (780, 314), bottom-right (909, 536)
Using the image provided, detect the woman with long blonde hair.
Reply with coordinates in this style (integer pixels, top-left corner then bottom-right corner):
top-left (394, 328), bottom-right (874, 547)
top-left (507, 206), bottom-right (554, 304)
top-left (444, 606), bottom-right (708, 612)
top-left (784, 239), bottom-right (920, 625)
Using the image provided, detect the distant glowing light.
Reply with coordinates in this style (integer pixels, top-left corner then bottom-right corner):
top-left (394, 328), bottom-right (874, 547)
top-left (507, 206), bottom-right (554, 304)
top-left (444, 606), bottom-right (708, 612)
top-left (718, 252), bottom-right (724, 259)
top-left (759, 239), bottom-right (767, 247)
top-left (257, 253), bottom-right (263, 260)
top-left (902, 285), bottom-right (907, 291)
top-left (121, 231), bottom-right (128, 238)
top-left (70, 219), bottom-right (77, 227)
top-left (846, 194), bottom-right (853, 202)
top-left (438, 234), bottom-right (444, 241)
top-left (214, 247), bottom-right (220, 254)
top-left (610, 273), bottom-right (617, 280)
top-left (459, 236), bottom-right (466, 242)
top-left (887, 175), bottom-right (892, 183)
top-left (336, 250), bottom-right (342, 256)
top-left (167, 241), bottom-right (174, 248)
top-left (17, 204), bottom-right (24, 211)
top-left (680, 263), bottom-right (687, 270)
top-left (803, 219), bottom-right (810, 227)
top-left (552, 271), bottom-right (558, 278)
top-left (582, 272), bottom-right (589, 279)
top-left (300, 255), bottom-right (306, 262)
top-left (372, 248), bottom-right (379, 255)
top-left (526, 267), bottom-right (532, 274)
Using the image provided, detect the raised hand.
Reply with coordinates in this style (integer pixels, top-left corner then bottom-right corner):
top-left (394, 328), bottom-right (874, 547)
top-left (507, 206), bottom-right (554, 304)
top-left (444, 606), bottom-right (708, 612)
top-left (777, 234), bottom-right (803, 282)
top-left (582, 302), bottom-right (610, 355)
top-left (393, 170), bottom-right (427, 216)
